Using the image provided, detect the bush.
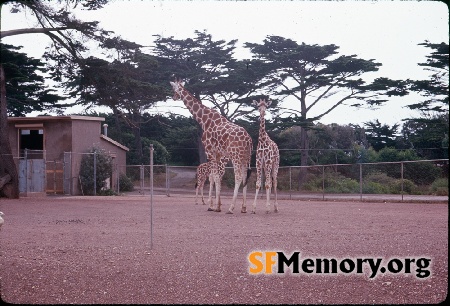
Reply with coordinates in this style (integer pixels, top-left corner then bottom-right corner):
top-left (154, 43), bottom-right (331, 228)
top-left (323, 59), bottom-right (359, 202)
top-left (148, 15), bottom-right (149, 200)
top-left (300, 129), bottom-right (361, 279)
top-left (79, 147), bottom-right (113, 195)
top-left (431, 178), bottom-right (448, 196)
top-left (303, 170), bottom-right (359, 193)
top-left (119, 173), bottom-right (134, 192)
top-left (98, 189), bottom-right (118, 196)
top-left (392, 179), bottom-right (418, 194)
top-left (362, 181), bottom-right (389, 194)
top-left (363, 172), bottom-right (418, 194)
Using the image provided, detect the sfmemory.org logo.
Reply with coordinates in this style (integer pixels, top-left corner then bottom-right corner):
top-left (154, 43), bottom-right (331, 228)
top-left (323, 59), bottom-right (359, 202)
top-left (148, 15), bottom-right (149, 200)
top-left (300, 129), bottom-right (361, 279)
top-left (248, 251), bottom-right (431, 279)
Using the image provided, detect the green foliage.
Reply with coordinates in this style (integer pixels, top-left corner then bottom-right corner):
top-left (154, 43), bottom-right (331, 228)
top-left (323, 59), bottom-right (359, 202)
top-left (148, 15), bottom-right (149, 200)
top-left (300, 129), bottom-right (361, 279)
top-left (363, 172), bottom-right (418, 194)
top-left (408, 42), bottom-right (449, 114)
top-left (302, 170), bottom-right (359, 193)
top-left (98, 189), bottom-right (118, 196)
top-left (1, 43), bottom-right (64, 116)
top-left (401, 114), bottom-right (449, 159)
top-left (79, 147), bottom-right (113, 195)
top-left (431, 178), bottom-right (448, 196)
top-left (118, 173), bottom-right (134, 192)
top-left (364, 120), bottom-right (399, 151)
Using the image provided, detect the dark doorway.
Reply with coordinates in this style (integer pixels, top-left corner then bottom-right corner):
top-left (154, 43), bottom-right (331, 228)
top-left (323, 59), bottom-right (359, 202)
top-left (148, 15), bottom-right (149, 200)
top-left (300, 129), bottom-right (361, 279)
top-left (20, 129), bottom-right (44, 159)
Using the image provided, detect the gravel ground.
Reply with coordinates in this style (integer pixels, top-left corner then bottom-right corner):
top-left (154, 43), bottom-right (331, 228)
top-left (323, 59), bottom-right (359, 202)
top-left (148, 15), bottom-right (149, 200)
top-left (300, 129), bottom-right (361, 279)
top-left (0, 194), bottom-right (447, 304)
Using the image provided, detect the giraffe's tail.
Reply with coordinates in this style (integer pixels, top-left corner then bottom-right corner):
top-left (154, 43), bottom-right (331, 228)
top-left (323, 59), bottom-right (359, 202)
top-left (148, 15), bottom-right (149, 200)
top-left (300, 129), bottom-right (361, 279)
top-left (243, 168), bottom-right (252, 187)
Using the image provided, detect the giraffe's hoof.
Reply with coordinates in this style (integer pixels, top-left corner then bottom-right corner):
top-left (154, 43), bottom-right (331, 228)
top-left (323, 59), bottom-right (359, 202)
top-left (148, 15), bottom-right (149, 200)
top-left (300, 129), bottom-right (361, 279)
top-left (274, 209), bottom-right (279, 213)
top-left (226, 211), bottom-right (233, 214)
top-left (251, 211), bottom-right (256, 214)
top-left (241, 209), bottom-right (247, 213)
top-left (207, 208), bottom-right (214, 211)
top-left (214, 209), bottom-right (221, 212)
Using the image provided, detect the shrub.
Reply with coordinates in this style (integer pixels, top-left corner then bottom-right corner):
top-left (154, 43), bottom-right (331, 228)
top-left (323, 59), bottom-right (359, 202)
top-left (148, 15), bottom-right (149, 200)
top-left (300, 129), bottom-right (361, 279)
top-left (98, 189), bottom-right (118, 196)
top-left (363, 172), bottom-right (418, 194)
top-left (79, 147), bottom-right (113, 195)
top-left (302, 170), bottom-right (359, 193)
top-left (392, 179), bottom-right (418, 194)
top-left (431, 178), bottom-right (448, 196)
top-left (119, 173), bottom-right (134, 192)
top-left (362, 181), bottom-right (389, 194)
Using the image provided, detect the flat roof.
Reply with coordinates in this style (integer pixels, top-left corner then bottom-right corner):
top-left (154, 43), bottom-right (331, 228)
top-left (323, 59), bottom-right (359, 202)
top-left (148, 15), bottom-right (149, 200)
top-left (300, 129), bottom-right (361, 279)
top-left (7, 115), bottom-right (105, 122)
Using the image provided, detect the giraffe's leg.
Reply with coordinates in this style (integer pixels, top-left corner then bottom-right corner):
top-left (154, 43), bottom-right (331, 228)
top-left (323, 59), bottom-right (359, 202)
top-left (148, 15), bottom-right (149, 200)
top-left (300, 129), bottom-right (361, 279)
top-left (227, 164), bottom-right (243, 214)
top-left (264, 167), bottom-right (273, 214)
top-left (201, 182), bottom-right (206, 205)
top-left (213, 172), bottom-right (222, 212)
top-left (206, 161), bottom-right (221, 212)
top-left (241, 167), bottom-right (248, 213)
top-left (207, 173), bottom-right (215, 210)
top-left (273, 168), bottom-right (279, 213)
top-left (251, 167), bottom-right (262, 214)
top-left (195, 183), bottom-right (199, 205)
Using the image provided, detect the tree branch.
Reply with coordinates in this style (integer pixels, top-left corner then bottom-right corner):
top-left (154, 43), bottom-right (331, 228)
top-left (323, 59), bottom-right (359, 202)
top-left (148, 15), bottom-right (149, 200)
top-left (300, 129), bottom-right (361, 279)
top-left (1, 27), bottom-right (71, 38)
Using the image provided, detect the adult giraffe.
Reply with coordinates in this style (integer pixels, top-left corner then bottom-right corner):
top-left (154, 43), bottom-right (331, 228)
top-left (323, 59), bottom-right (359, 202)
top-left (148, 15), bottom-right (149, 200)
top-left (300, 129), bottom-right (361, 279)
top-left (170, 79), bottom-right (252, 213)
top-left (252, 99), bottom-right (280, 214)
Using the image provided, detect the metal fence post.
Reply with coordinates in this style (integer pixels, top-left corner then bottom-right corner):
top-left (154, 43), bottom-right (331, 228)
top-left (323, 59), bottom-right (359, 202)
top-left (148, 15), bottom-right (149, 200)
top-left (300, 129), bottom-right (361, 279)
top-left (289, 166), bottom-right (292, 199)
top-left (166, 165), bottom-right (171, 197)
top-left (24, 149), bottom-right (28, 195)
top-left (150, 144), bottom-right (154, 249)
top-left (165, 164), bottom-right (169, 197)
top-left (53, 160), bottom-right (57, 195)
top-left (116, 164), bottom-right (120, 194)
top-left (322, 165), bottom-right (325, 201)
top-left (359, 163), bottom-right (363, 202)
top-left (401, 162), bottom-right (404, 202)
top-left (140, 164), bottom-right (144, 194)
top-left (93, 151), bottom-right (97, 196)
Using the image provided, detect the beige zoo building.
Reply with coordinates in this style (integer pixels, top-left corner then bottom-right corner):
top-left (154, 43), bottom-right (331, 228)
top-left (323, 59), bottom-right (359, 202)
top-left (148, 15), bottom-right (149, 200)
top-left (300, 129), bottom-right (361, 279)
top-left (7, 115), bottom-right (128, 196)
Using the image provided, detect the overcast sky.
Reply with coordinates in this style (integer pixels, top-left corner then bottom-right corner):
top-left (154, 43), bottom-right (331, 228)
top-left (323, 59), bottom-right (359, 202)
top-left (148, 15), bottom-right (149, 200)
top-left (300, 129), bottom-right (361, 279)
top-left (1, 0), bottom-right (448, 126)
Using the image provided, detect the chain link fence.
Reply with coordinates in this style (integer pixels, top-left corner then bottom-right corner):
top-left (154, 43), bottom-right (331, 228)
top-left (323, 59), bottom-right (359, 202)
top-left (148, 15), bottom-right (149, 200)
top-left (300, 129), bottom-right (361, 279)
top-left (2, 148), bottom-right (447, 201)
top-left (121, 159), bottom-right (448, 202)
top-left (2, 150), bottom-right (123, 196)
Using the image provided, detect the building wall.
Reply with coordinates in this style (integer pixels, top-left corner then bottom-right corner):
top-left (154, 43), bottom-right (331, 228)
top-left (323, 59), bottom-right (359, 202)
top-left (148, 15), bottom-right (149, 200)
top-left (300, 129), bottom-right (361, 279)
top-left (7, 116), bottom-right (128, 196)
top-left (45, 121), bottom-right (72, 161)
top-left (69, 119), bottom-right (128, 195)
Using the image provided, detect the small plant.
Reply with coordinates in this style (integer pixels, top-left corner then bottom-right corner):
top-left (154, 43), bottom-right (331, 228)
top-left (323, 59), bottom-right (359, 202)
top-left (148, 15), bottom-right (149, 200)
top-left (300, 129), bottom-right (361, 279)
top-left (431, 178), bottom-right (448, 196)
top-left (119, 173), bottom-right (134, 192)
top-left (98, 189), bottom-right (118, 196)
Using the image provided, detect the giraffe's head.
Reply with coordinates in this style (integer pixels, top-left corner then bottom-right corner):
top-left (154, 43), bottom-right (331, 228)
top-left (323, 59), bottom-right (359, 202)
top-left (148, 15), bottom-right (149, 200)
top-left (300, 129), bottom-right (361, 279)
top-left (169, 79), bottom-right (185, 100)
top-left (252, 99), bottom-right (272, 114)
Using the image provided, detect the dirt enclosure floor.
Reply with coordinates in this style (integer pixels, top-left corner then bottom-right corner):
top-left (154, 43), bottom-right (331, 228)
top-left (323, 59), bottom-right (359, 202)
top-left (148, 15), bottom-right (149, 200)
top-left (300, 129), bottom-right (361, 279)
top-left (0, 194), bottom-right (448, 304)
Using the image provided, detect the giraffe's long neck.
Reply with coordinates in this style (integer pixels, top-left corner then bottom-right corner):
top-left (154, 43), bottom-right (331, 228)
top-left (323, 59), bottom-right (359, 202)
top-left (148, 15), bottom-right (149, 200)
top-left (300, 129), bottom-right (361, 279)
top-left (179, 87), bottom-right (224, 131)
top-left (259, 110), bottom-right (268, 140)
top-left (180, 88), bottom-right (206, 123)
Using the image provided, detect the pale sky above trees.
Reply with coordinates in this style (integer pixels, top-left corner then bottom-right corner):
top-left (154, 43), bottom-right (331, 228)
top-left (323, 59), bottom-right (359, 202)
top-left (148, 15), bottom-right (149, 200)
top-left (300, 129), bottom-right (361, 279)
top-left (1, 0), bottom-right (448, 126)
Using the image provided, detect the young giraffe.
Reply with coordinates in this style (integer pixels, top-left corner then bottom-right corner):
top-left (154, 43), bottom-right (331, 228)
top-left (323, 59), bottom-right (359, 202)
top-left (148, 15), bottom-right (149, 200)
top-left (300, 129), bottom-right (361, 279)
top-left (195, 157), bottom-right (228, 205)
top-left (170, 79), bottom-right (252, 213)
top-left (252, 99), bottom-right (280, 214)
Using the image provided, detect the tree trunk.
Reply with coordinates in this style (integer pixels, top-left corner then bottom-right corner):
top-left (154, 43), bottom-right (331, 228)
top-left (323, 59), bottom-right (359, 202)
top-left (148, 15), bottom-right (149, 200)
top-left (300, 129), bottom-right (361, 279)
top-left (0, 64), bottom-right (19, 198)
top-left (131, 112), bottom-right (143, 164)
top-left (197, 128), bottom-right (207, 164)
top-left (112, 106), bottom-right (123, 143)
